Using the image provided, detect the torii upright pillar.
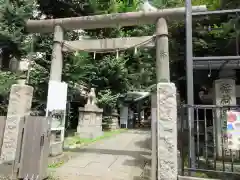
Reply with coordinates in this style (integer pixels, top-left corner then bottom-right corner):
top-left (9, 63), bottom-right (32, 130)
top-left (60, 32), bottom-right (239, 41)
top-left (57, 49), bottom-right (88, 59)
top-left (50, 25), bottom-right (63, 81)
top-left (153, 18), bottom-right (178, 180)
top-left (48, 25), bottom-right (65, 156)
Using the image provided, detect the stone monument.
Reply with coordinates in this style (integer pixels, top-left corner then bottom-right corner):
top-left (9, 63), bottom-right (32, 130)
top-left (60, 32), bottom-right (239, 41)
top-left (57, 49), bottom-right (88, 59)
top-left (0, 84), bottom-right (33, 163)
top-left (77, 88), bottom-right (103, 139)
top-left (214, 69), bottom-right (236, 158)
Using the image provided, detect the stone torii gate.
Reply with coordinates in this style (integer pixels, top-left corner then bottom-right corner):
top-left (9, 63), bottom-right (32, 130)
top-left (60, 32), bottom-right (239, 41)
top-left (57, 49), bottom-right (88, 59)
top-left (26, 5), bottom-right (206, 180)
top-left (26, 6), bottom-right (206, 83)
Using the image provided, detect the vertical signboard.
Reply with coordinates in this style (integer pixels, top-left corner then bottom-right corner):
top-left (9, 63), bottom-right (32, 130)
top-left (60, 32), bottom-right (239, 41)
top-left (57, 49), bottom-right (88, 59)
top-left (46, 81), bottom-right (68, 112)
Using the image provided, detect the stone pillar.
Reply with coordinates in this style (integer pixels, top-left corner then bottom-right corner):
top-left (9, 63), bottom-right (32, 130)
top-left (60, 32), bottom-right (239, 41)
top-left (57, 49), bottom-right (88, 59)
top-left (50, 25), bottom-right (63, 81)
top-left (214, 70), bottom-right (236, 157)
top-left (157, 83), bottom-right (177, 180)
top-left (156, 18), bottom-right (170, 82)
top-left (155, 16), bottom-right (177, 179)
top-left (0, 84), bottom-right (33, 163)
top-left (48, 26), bottom-right (64, 155)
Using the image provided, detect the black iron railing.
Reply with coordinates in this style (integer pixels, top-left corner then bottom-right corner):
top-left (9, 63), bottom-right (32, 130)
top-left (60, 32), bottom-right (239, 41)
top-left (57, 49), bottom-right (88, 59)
top-left (179, 104), bottom-right (240, 178)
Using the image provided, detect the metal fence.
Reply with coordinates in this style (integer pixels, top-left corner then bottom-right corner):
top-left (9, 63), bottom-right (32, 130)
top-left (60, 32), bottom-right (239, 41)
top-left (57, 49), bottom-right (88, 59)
top-left (179, 104), bottom-right (240, 179)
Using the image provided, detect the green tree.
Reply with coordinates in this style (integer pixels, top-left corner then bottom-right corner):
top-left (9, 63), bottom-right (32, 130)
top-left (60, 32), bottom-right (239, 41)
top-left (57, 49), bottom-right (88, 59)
top-left (1, 0), bottom-right (240, 117)
top-left (0, 0), bottom-right (35, 112)
top-left (0, 0), bottom-right (35, 68)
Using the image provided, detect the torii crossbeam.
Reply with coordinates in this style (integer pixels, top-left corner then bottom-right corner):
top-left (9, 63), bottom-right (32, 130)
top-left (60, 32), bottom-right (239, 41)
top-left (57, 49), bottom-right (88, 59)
top-left (26, 6), bottom-right (206, 32)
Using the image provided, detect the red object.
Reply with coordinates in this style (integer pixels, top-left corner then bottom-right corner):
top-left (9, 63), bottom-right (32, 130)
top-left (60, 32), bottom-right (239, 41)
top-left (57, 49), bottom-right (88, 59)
top-left (228, 112), bottom-right (237, 123)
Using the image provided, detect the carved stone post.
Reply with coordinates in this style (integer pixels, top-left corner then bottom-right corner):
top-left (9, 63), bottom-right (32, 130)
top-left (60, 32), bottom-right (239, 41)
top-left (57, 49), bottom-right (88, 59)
top-left (157, 83), bottom-right (178, 179)
top-left (0, 84), bottom-right (33, 163)
top-left (50, 25), bottom-right (63, 81)
top-left (155, 18), bottom-right (178, 180)
top-left (214, 69), bottom-right (236, 158)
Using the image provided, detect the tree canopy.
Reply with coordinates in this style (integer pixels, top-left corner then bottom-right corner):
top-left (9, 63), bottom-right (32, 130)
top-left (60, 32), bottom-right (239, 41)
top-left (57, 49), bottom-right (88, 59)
top-left (0, 0), bottom-right (239, 118)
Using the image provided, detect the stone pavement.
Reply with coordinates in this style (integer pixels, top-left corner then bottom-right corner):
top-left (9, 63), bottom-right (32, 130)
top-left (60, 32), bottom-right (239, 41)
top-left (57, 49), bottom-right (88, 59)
top-left (53, 129), bottom-right (151, 180)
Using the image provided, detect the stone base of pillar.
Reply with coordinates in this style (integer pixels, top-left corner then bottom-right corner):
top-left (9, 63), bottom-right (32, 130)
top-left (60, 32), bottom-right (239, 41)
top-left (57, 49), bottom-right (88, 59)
top-left (49, 130), bottom-right (63, 156)
top-left (157, 83), bottom-right (177, 179)
top-left (77, 104), bottom-right (103, 139)
top-left (49, 142), bottom-right (63, 156)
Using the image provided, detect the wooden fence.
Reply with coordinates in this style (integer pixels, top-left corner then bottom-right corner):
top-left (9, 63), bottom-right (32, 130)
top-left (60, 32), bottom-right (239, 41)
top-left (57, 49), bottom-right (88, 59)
top-left (0, 116), bottom-right (51, 179)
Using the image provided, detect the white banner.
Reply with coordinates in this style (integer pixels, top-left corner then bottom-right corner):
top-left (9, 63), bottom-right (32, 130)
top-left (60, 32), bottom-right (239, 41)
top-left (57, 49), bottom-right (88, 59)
top-left (46, 81), bottom-right (68, 111)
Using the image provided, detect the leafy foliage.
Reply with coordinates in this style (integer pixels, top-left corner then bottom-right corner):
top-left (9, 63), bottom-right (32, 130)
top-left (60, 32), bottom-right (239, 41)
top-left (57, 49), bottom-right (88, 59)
top-left (0, 0), bottom-right (35, 58)
top-left (0, 0), bottom-right (240, 121)
top-left (97, 89), bottom-right (120, 111)
top-left (0, 71), bottom-right (17, 113)
top-left (0, 71), bottom-right (17, 96)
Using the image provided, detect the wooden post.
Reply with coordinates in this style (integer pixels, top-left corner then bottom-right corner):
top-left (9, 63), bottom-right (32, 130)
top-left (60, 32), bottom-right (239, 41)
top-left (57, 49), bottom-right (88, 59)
top-left (156, 18), bottom-right (170, 82)
top-left (50, 25), bottom-right (63, 81)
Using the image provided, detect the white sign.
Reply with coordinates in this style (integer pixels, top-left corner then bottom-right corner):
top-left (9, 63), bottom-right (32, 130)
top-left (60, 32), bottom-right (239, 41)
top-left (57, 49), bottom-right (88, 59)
top-left (46, 81), bottom-right (68, 111)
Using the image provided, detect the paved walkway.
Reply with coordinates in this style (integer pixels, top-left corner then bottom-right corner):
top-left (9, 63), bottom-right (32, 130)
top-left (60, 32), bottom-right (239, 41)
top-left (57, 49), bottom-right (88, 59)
top-left (54, 129), bottom-right (151, 180)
